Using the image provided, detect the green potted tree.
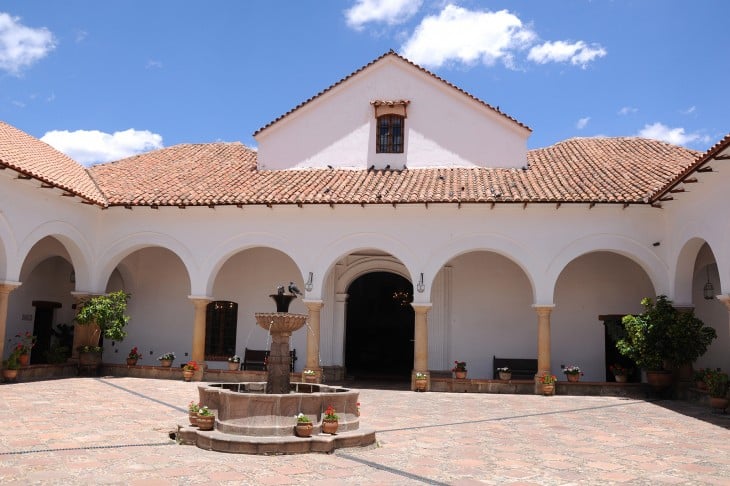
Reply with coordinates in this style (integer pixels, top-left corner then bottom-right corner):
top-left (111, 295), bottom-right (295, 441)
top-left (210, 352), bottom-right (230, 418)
top-left (74, 291), bottom-right (130, 365)
top-left (2, 349), bottom-right (20, 381)
top-left (618, 296), bottom-right (717, 391)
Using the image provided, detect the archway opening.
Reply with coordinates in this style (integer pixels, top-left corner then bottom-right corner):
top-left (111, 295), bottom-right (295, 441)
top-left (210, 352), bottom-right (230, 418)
top-left (345, 271), bottom-right (414, 380)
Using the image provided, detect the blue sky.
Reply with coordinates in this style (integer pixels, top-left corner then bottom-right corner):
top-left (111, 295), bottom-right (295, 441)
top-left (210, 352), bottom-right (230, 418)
top-left (0, 1), bottom-right (727, 165)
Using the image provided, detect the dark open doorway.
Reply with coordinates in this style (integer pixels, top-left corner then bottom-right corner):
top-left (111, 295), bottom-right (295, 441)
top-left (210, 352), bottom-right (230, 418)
top-left (31, 301), bottom-right (62, 365)
top-left (600, 314), bottom-right (640, 383)
top-left (345, 272), bottom-right (414, 380)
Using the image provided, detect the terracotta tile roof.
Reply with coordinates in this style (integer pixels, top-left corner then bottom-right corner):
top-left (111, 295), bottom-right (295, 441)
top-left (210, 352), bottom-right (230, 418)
top-left (0, 121), bottom-right (106, 205)
top-left (88, 143), bottom-right (259, 206)
top-left (254, 50), bottom-right (531, 137)
top-left (89, 137), bottom-right (699, 208)
top-left (652, 132), bottom-right (730, 203)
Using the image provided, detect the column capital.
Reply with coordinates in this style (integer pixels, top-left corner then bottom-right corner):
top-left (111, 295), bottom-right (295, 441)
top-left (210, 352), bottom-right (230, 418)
top-left (0, 281), bottom-right (21, 294)
top-left (302, 299), bottom-right (324, 311)
top-left (716, 295), bottom-right (730, 311)
top-left (188, 295), bottom-right (213, 305)
top-left (531, 303), bottom-right (555, 310)
top-left (411, 303), bottom-right (433, 314)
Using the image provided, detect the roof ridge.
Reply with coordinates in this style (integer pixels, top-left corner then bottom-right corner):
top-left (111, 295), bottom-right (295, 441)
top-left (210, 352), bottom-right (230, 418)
top-left (253, 50), bottom-right (530, 137)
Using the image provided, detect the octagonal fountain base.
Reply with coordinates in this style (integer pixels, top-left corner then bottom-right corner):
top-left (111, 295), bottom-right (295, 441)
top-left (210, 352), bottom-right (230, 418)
top-left (176, 382), bottom-right (376, 454)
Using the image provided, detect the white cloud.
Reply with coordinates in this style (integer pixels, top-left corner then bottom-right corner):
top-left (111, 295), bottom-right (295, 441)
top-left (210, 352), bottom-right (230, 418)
top-left (576, 117), bottom-right (590, 130)
top-left (636, 122), bottom-right (707, 147)
top-left (527, 40), bottom-right (606, 68)
top-left (680, 106), bottom-right (696, 115)
top-left (401, 5), bottom-right (536, 68)
top-left (0, 12), bottom-right (56, 75)
top-left (146, 59), bottom-right (162, 69)
top-left (618, 106), bottom-right (638, 115)
top-left (74, 30), bottom-right (87, 43)
top-left (345, 0), bottom-right (422, 30)
top-left (41, 128), bottom-right (163, 165)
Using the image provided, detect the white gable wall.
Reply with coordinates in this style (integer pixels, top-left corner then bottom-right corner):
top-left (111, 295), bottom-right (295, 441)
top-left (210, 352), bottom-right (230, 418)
top-left (256, 56), bottom-right (529, 170)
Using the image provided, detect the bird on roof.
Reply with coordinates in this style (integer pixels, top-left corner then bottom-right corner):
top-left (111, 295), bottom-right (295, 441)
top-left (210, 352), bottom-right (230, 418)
top-left (288, 282), bottom-right (302, 296)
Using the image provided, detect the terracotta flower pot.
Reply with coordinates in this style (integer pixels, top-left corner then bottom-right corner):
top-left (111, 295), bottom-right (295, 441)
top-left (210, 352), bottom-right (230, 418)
top-left (18, 354), bottom-right (30, 367)
top-left (566, 373), bottom-right (580, 382)
top-left (159, 359), bottom-right (173, 368)
top-left (321, 419), bottom-right (338, 435)
top-left (710, 397), bottom-right (729, 412)
top-left (227, 362), bottom-right (239, 371)
top-left (454, 371), bottom-right (467, 379)
top-left (304, 374), bottom-right (316, 383)
top-left (542, 384), bottom-right (555, 396)
top-left (295, 422), bottom-right (313, 437)
top-left (2, 369), bottom-right (18, 381)
top-left (615, 374), bottom-right (627, 383)
top-left (183, 370), bottom-right (194, 381)
top-left (126, 358), bottom-right (138, 366)
top-left (646, 370), bottom-right (673, 391)
top-left (197, 414), bottom-right (215, 431)
top-left (499, 372), bottom-right (511, 381)
top-left (189, 412), bottom-right (199, 426)
top-left (415, 378), bottom-right (428, 391)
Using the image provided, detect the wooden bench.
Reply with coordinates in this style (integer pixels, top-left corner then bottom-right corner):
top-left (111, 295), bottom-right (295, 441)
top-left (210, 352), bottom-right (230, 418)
top-left (242, 347), bottom-right (297, 372)
top-left (493, 355), bottom-right (537, 380)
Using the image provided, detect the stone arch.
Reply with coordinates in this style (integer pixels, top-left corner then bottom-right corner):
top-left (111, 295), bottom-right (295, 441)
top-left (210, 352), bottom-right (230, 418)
top-left (674, 237), bottom-right (715, 305)
top-left (421, 233), bottom-right (538, 304)
top-left (311, 233), bottom-right (418, 299)
top-left (335, 254), bottom-right (410, 294)
top-left (95, 232), bottom-right (196, 294)
top-left (15, 222), bottom-right (93, 290)
top-left (203, 233), bottom-right (304, 297)
top-left (546, 234), bottom-right (667, 303)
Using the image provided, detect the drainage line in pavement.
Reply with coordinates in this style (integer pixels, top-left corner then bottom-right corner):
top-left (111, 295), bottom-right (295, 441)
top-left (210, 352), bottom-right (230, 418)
top-left (0, 441), bottom-right (175, 456)
top-left (337, 451), bottom-right (450, 486)
top-left (376, 398), bottom-right (657, 434)
top-left (97, 377), bottom-right (188, 413)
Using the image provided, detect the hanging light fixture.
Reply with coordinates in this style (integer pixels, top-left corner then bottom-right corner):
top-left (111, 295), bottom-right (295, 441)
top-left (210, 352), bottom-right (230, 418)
top-left (703, 265), bottom-right (714, 300)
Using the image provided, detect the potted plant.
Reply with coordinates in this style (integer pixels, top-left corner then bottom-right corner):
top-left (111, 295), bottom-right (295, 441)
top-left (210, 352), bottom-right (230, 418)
top-left (188, 401), bottom-right (200, 426)
top-left (13, 332), bottom-right (36, 366)
top-left (227, 355), bottom-right (240, 371)
top-left (2, 349), bottom-right (20, 381)
top-left (497, 366), bottom-right (511, 381)
top-left (196, 405), bottom-right (215, 430)
top-left (693, 368), bottom-right (709, 390)
top-left (182, 360), bottom-right (199, 381)
top-left (414, 371), bottom-right (428, 391)
top-left (618, 296), bottom-right (717, 391)
top-left (302, 369), bottom-right (317, 383)
top-left (127, 347), bottom-right (142, 366)
top-left (452, 360), bottom-right (467, 379)
top-left (158, 352), bottom-right (175, 367)
top-left (563, 365), bottom-right (583, 382)
top-left (539, 374), bottom-right (557, 396)
top-left (704, 369), bottom-right (729, 412)
top-left (74, 291), bottom-right (130, 365)
top-left (321, 405), bottom-right (339, 434)
top-left (294, 413), bottom-right (313, 437)
top-left (610, 363), bottom-right (631, 383)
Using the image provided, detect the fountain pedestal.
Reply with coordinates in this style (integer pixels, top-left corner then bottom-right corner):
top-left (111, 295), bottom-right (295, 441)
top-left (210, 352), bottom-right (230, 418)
top-left (254, 311), bottom-right (307, 394)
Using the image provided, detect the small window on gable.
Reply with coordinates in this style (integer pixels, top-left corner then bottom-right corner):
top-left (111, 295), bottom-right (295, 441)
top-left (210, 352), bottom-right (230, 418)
top-left (372, 100), bottom-right (409, 154)
top-left (205, 300), bottom-right (238, 360)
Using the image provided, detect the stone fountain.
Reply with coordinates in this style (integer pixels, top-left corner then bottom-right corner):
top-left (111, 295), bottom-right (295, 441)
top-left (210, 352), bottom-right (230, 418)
top-left (254, 292), bottom-right (307, 394)
top-left (176, 287), bottom-right (376, 454)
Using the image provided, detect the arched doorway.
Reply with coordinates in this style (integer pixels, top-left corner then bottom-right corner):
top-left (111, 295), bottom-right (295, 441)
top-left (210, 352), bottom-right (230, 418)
top-left (345, 272), bottom-right (414, 379)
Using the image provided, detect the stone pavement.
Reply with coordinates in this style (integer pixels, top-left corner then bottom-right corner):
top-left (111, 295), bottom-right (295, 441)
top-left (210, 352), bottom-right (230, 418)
top-left (0, 377), bottom-right (729, 485)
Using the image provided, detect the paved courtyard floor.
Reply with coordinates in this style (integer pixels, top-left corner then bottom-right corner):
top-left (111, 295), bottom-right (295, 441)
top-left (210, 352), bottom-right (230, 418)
top-left (0, 377), bottom-right (729, 485)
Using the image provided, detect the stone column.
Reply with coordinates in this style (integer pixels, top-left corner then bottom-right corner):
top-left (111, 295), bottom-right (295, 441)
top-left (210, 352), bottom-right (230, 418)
top-left (303, 300), bottom-right (323, 382)
top-left (189, 297), bottom-right (212, 365)
top-left (533, 305), bottom-right (555, 394)
top-left (0, 282), bottom-right (21, 361)
top-left (411, 303), bottom-right (432, 391)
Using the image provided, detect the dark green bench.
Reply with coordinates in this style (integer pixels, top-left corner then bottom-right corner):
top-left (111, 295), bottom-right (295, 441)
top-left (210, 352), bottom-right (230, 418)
top-left (242, 347), bottom-right (297, 372)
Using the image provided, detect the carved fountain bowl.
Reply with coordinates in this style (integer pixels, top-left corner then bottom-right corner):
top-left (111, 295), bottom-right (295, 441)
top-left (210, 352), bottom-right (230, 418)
top-left (254, 312), bottom-right (308, 334)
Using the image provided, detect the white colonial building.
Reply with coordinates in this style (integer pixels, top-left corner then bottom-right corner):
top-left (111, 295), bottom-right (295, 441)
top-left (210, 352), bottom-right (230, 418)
top-left (0, 52), bottom-right (728, 386)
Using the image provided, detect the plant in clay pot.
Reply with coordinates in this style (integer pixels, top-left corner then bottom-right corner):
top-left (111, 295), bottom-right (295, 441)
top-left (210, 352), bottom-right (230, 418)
top-left (188, 401), bottom-right (200, 426)
top-left (704, 369), bottom-right (729, 412)
top-left (539, 374), bottom-right (557, 396)
top-left (321, 405), bottom-right (339, 434)
top-left (497, 366), bottom-right (511, 380)
top-left (414, 371), bottom-right (428, 391)
top-left (610, 363), bottom-right (631, 383)
top-left (227, 355), bottom-right (240, 370)
top-left (618, 296), bottom-right (716, 390)
top-left (562, 365), bottom-right (583, 382)
top-left (158, 352), bottom-right (175, 367)
top-left (74, 291), bottom-right (130, 359)
top-left (295, 412), bottom-right (313, 437)
top-left (452, 360), bottom-right (467, 379)
top-left (13, 332), bottom-right (36, 365)
top-left (127, 347), bottom-right (142, 365)
top-left (182, 360), bottom-right (199, 381)
top-left (196, 406), bottom-right (215, 430)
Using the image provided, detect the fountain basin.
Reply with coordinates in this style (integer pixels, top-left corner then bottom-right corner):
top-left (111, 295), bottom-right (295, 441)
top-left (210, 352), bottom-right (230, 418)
top-left (198, 382), bottom-right (360, 436)
top-left (178, 382), bottom-right (376, 454)
top-left (254, 312), bottom-right (307, 334)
